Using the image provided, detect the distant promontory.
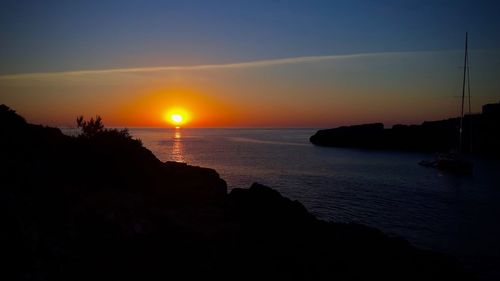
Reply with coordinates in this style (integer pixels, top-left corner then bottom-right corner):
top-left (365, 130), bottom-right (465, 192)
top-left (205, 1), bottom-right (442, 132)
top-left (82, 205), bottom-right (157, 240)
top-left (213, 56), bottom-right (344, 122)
top-left (310, 102), bottom-right (500, 156)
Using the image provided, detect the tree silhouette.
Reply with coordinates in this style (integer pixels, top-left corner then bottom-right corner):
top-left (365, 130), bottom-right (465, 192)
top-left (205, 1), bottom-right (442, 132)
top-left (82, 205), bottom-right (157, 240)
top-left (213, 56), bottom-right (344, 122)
top-left (75, 115), bottom-right (140, 145)
top-left (76, 115), bottom-right (104, 137)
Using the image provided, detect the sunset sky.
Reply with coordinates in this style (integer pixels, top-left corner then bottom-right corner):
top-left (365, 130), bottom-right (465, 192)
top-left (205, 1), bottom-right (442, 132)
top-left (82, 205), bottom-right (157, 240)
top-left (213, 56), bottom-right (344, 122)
top-left (1, 0), bottom-right (499, 127)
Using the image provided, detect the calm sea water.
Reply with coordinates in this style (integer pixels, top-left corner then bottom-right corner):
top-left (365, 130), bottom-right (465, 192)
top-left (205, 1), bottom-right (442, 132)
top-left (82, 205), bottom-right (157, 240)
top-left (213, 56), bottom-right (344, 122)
top-left (127, 128), bottom-right (499, 278)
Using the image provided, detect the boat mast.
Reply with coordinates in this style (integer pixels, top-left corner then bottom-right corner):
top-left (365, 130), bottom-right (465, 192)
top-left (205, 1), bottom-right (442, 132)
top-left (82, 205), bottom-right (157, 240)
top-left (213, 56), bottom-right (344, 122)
top-left (467, 40), bottom-right (471, 115)
top-left (459, 32), bottom-right (468, 153)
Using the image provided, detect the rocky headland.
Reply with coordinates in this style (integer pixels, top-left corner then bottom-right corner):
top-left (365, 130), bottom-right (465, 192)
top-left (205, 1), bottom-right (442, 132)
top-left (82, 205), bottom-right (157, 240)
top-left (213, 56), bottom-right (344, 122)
top-left (310, 102), bottom-right (500, 156)
top-left (1, 104), bottom-right (471, 280)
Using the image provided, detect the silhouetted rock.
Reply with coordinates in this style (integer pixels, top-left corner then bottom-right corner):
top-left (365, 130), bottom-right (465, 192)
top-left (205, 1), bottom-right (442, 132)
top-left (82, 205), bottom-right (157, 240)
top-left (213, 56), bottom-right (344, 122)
top-left (310, 123), bottom-right (385, 149)
top-left (0, 104), bottom-right (472, 280)
top-left (310, 102), bottom-right (500, 156)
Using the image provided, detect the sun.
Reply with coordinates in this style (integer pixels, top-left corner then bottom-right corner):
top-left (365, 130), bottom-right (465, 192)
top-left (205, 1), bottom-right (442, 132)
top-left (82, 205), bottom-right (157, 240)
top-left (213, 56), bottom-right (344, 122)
top-left (165, 108), bottom-right (190, 128)
top-left (171, 114), bottom-right (183, 125)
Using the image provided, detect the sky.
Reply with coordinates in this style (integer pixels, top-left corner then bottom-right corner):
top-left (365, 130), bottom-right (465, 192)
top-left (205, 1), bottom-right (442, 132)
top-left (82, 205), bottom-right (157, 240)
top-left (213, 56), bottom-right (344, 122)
top-left (1, 0), bottom-right (500, 127)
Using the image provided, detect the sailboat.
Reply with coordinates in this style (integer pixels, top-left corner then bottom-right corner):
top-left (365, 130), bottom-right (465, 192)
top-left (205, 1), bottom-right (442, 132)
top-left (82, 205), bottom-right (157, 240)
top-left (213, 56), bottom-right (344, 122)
top-left (419, 32), bottom-right (474, 174)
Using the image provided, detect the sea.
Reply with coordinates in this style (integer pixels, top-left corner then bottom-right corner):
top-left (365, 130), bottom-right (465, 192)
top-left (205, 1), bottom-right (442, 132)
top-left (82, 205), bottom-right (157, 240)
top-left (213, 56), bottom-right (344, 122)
top-left (94, 128), bottom-right (500, 279)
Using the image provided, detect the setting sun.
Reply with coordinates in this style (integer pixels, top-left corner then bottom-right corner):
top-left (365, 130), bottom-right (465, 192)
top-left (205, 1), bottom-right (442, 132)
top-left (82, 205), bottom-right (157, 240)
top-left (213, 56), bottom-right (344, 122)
top-left (165, 108), bottom-right (190, 127)
top-left (171, 114), bottom-right (183, 124)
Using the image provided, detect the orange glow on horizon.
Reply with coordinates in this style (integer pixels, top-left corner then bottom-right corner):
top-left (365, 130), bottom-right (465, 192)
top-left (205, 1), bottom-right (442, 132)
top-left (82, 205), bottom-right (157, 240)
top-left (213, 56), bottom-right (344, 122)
top-left (116, 87), bottom-right (242, 127)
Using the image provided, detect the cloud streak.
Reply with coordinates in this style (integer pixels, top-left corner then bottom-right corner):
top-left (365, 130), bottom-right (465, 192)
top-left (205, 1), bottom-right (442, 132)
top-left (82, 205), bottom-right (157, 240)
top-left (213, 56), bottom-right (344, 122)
top-left (0, 51), bottom-right (420, 81)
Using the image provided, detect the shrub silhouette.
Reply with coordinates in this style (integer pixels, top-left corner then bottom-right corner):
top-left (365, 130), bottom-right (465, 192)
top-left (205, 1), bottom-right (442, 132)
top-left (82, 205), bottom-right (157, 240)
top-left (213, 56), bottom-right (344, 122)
top-left (76, 115), bottom-right (105, 137)
top-left (76, 115), bottom-right (141, 145)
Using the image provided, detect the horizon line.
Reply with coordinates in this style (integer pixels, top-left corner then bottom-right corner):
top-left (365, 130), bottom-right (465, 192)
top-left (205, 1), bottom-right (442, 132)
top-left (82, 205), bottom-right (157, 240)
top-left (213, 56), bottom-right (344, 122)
top-left (0, 50), bottom-right (462, 80)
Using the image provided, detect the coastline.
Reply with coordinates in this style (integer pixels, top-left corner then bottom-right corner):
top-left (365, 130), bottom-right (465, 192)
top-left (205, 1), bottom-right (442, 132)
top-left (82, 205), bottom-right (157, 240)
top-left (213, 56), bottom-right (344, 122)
top-left (310, 102), bottom-right (500, 157)
top-left (1, 104), bottom-right (472, 280)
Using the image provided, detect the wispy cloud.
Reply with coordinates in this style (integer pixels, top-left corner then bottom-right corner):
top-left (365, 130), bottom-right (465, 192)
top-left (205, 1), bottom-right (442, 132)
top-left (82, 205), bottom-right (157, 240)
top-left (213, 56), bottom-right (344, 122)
top-left (0, 51), bottom-right (415, 80)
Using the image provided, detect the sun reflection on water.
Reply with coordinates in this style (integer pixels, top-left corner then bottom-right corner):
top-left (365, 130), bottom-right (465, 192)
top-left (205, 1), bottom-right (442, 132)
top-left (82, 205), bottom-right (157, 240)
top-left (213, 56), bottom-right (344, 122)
top-left (171, 128), bottom-right (184, 162)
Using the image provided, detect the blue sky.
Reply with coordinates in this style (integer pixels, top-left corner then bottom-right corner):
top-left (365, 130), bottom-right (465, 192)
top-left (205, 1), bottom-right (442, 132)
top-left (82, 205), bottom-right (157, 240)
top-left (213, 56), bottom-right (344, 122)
top-left (0, 0), bottom-right (499, 127)
top-left (1, 0), bottom-right (499, 74)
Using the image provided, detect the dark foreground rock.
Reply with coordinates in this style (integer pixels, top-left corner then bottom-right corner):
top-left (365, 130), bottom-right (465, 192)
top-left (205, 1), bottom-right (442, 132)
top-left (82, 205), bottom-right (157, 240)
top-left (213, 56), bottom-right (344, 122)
top-left (1, 105), bottom-right (471, 280)
top-left (310, 102), bottom-right (500, 156)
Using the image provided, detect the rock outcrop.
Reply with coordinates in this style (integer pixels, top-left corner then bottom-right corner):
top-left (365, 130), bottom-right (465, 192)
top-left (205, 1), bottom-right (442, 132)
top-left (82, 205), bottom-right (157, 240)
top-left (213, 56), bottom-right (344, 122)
top-left (310, 102), bottom-right (500, 156)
